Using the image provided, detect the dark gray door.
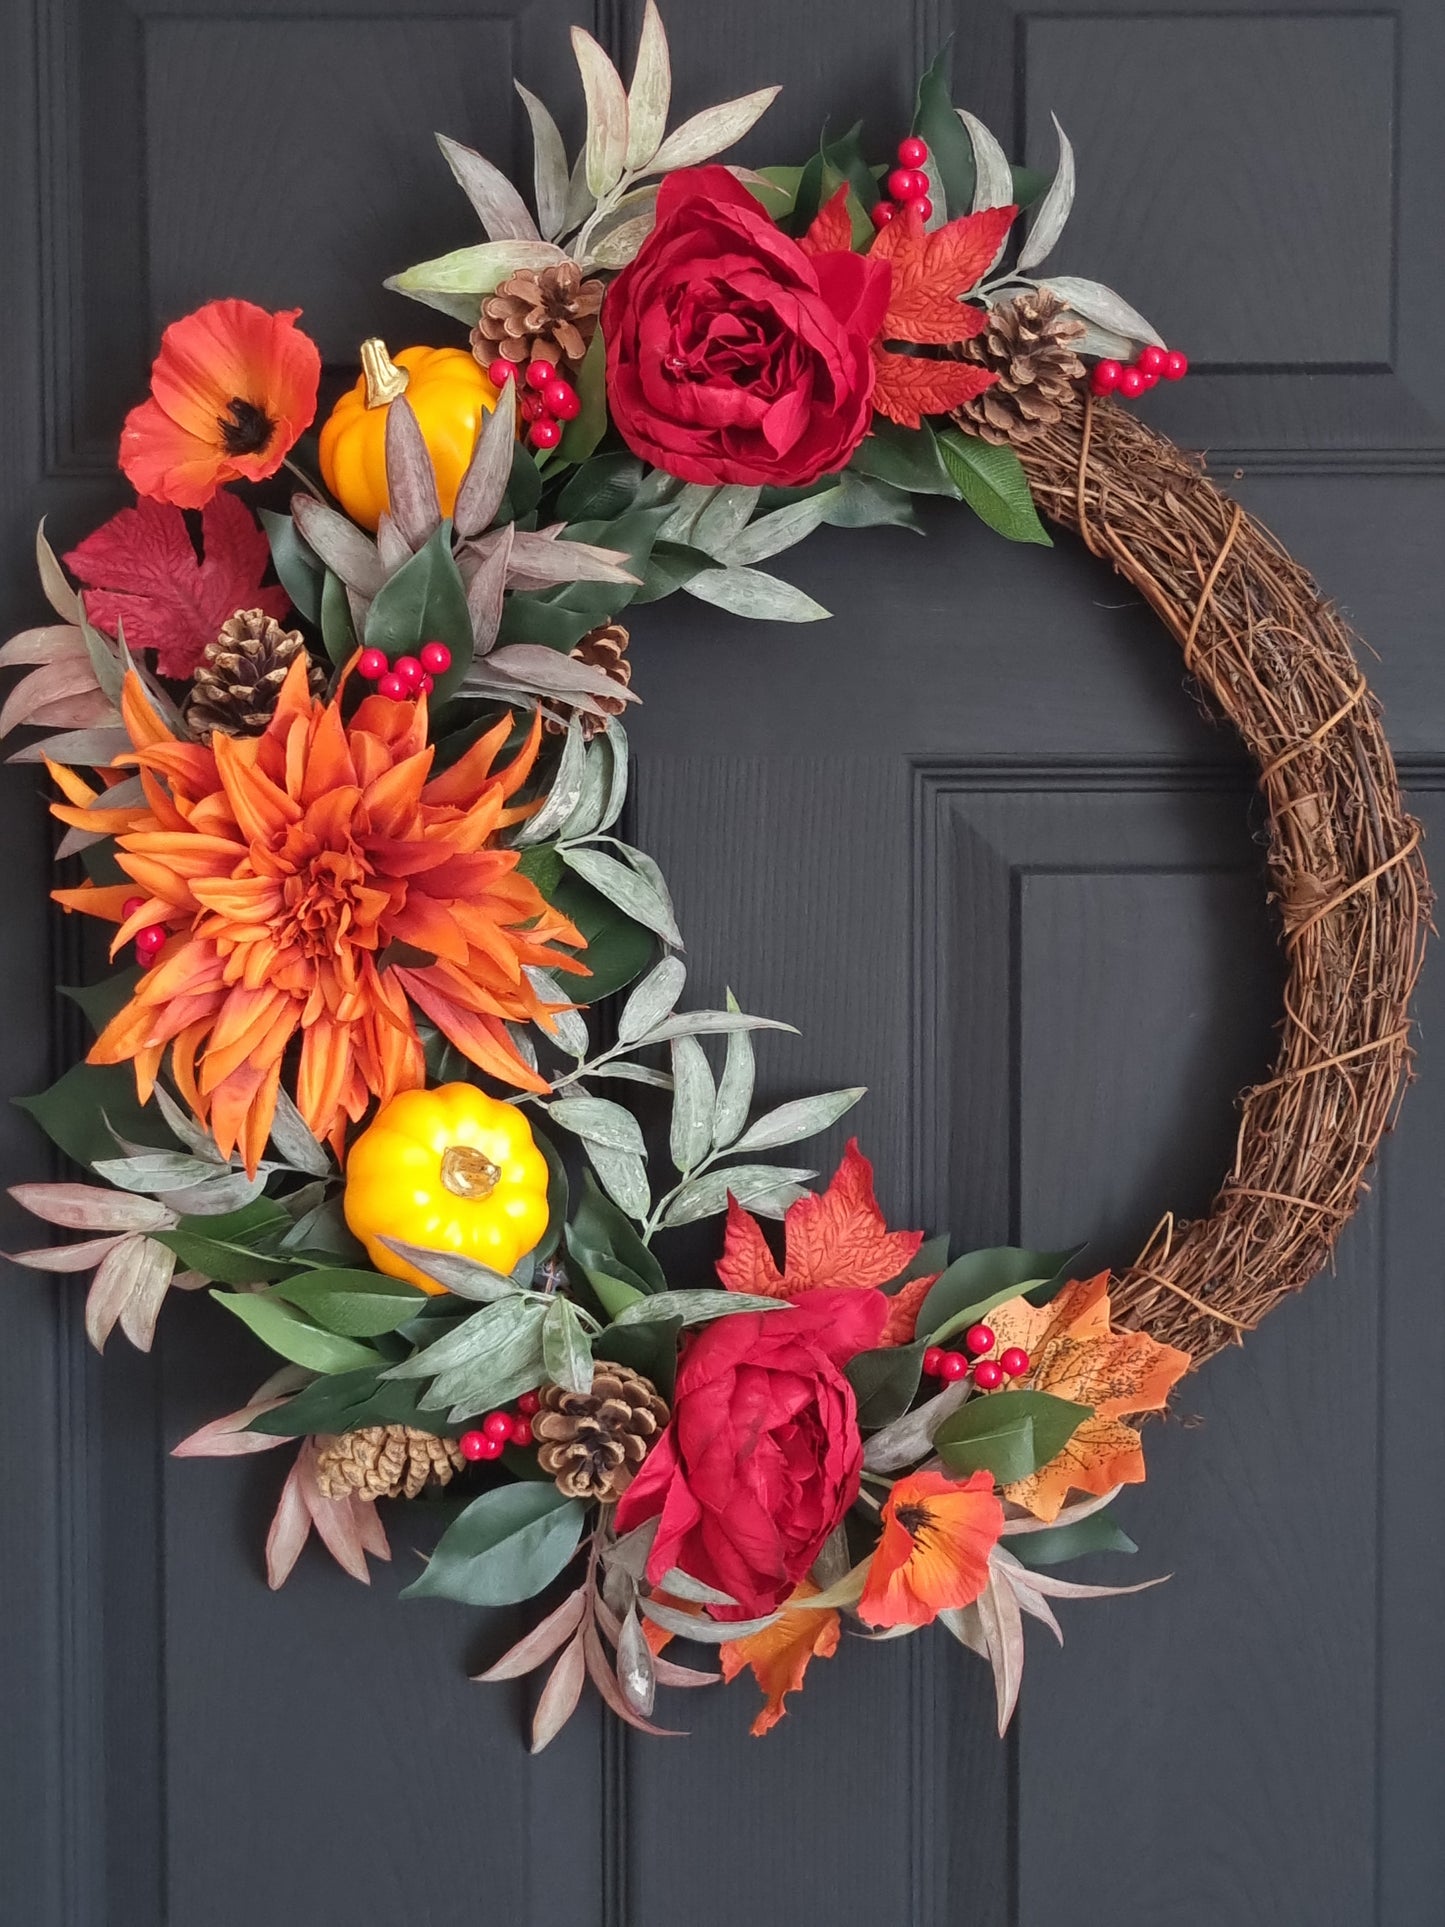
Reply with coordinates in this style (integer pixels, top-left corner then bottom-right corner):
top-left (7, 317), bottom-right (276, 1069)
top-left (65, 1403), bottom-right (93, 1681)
top-left (3, 3), bottom-right (1441, 1923)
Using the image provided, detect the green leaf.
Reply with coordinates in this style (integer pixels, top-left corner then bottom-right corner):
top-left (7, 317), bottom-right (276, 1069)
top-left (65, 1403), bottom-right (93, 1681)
top-left (934, 1389), bottom-right (1092, 1486)
top-left (592, 1315), bottom-right (682, 1400)
top-left (403, 1483), bottom-right (586, 1606)
top-left (319, 569), bottom-right (357, 668)
top-left (542, 1294), bottom-right (594, 1394)
top-left (849, 420), bottom-right (960, 498)
top-left (270, 1268), bottom-right (430, 1337)
top-left (212, 1291), bottom-right (381, 1374)
top-left (918, 1247), bottom-right (1076, 1344)
top-left (573, 1261), bottom-right (644, 1319)
top-left (58, 967), bottom-right (143, 1036)
top-left (556, 452), bottom-right (645, 524)
top-left (1010, 164), bottom-right (1052, 210)
top-left (555, 328), bottom-right (607, 467)
top-left (822, 472), bottom-right (922, 530)
top-left (560, 845), bottom-right (681, 947)
top-left (633, 539), bottom-right (713, 602)
top-left (497, 441), bottom-right (544, 526)
top-left (685, 565), bottom-right (829, 623)
top-left (259, 509), bottom-right (324, 626)
top-left (246, 1366), bottom-right (446, 1438)
top-left (846, 1339), bottom-right (927, 1430)
top-left (1008, 1512), bottom-right (1138, 1569)
top-left (936, 431), bottom-right (1052, 546)
top-left (18, 1060), bottom-right (177, 1170)
top-left (364, 523), bottom-right (473, 694)
top-left (610, 1288), bottom-right (781, 1328)
top-left (570, 1172), bottom-right (667, 1293)
top-left (730, 1087), bottom-right (864, 1155)
top-left (911, 50), bottom-right (975, 218)
top-left (660, 1163), bottom-right (814, 1229)
top-left (154, 1200), bottom-right (298, 1285)
top-left (884, 1232), bottom-right (951, 1293)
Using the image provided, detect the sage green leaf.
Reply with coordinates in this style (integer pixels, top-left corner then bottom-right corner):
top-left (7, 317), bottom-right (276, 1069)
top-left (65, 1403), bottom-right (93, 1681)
top-left (524, 965), bottom-right (588, 1059)
top-left (625, 0), bottom-right (671, 169)
top-left (712, 991), bottom-right (755, 1148)
top-left (561, 845), bottom-right (682, 946)
top-left (435, 132), bottom-right (540, 243)
top-left (661, 1163), bottom-right (815, 1228)
top-left (640, 1598), bottom-right (780, 1643)
top-left (730, 1086), bottom-right (864, 1155)
top-left (1016, 115), bottom-right (1075, 273)
top-left (515, 82), bottom-right (569, 240)
top-left (937, 431), bottom-right (1051, 546)
top-left (934, 1389), bottom-right (1092, 1486)
top-left (558, 733), bottom-right (612, 842)
top-left (515, 717), bottom-right (587, 846)
top-left (619, 955), bottom-right (686, 1044)
top-left (691, 485), bottom-right (762, 556)
top-left (599, 718), bottom-right (628, 831)
top-left (669, 1036), bottom-right (714, 1172)
top-left (385, 1294), bottom-right (544, 1379)
top-left (657, 1567), bottom-right (737, 1607)
top-left (958, 109), bottom-right (1014, 215)
top-left (377, 1239), bottom-right (525, 1301)
top-left (1036, 276), bottom-right (1165, 350)
top-left (547, 1095), bottom-right (647, 1156)
top-left (719, 489), bottom-right (843, 567)
top-left (155, 1168), bottom-right (269, 1217)
top-left (585, 1141), bottom-right (651, 1221)
top-left (640, 1009), bottom-right (794, 1044)
top-left (571, 26), bottom-right (628, 198)
top-left (542, 1295), bottom-right (595, 1394)
top-left (645, 88), bottom-right (779, 173)
top-left (385, 239), bottom-right (566, 301)
top-left (404, 1483), bottom-right (586, 1606)
top-left (685, 565), bottom-right (829, 623)
top-left (212, 1291), bottom-right (380, 1375)
top-left (92, 1150), bottom-right (221, 1194)
top-left (270, 1269), bottom-right (429, 1338)
top-left (610, 1288), bottom-right (781, 1328)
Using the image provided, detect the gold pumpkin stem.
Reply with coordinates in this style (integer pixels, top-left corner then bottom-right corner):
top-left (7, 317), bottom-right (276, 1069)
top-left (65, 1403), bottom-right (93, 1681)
top-left (359, 338), bottom-right (410, 409)
top-left (440, 1145), bottom-right (500, 1200)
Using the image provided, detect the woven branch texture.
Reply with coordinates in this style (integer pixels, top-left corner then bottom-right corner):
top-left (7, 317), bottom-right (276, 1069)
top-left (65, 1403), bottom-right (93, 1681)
top-left (1018, 394), bottom-right (1430, 1365)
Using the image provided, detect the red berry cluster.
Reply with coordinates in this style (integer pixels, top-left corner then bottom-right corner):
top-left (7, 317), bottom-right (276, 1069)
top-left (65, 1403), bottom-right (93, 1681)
top-left (1090, 342), bottom-right (1188, 400)
top-left (487, 356), bottom-right (581, 452)
top-left (922, 1325), bottom-right (1031, 1392)
top-left (356, 638), bottom-right (451, 702)
top-left (123, 895), bottom-right (168, 967)
top-left (871, 135), bottom-right (934, 230)
top-left (459, 1389), bottom-right (540, 1462)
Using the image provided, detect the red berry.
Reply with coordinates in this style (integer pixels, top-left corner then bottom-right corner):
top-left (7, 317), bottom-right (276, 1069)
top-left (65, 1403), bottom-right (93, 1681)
top-left (897, 136), bottom-right (928, 169)
top-left (999, 1346), bottom-right (1031, 1379)
top-left (1164, 350), bottom-right (1188, 381)
top-left (922, 1346), bottom-right (945, 1377)
top-left (356, 647), bottom-right (388, 681)
top-left (394, 655), bottom-right (424, 687)
top-left (543, 379), bottom-right (581, 422)
top-left (1091, 359), bottom-right (1123, 395)
top-left (519, 392), bottom-right (545, 423)
top-left (420, 674), bottom-right (435, 696)
top-left (525, 358), bottom-right (554, 390)
top-left (481, 1411), bottom-right (512, 1442)
top-left (971, 1358), bottom-right (1004, 1390)
top-left (459, 1430), bottom-right (488, 1462)
top-left (419, 641), bottom-right (452, 675)
top-left (870, 201), bottom-right (897, 229)
top-left (938, 1351), bottom-right (970, 1382)
top-left (1138, 344), bottom-right (1168, 377)
top-left (963, 1323), bottom-right (995, 1357)
top-left (486, 357), bottom-right (516, 387)
top-left (529, 417), bottom-right (562, 450)
top-left (376, 672), bottom-right (407, 701)
top-left (1139, 368), bottom-right (1160, 389)
top-left (917, 196), bottom-right (935, 222)
top-left (516, 1390), bottom-right (540, 1416)
top-left (887, 167), bottom-right (929, 202)
top-left (509, 1414), bottom-right (535, 1447)
top-left (1117, 366), bottom-right (1146, 399)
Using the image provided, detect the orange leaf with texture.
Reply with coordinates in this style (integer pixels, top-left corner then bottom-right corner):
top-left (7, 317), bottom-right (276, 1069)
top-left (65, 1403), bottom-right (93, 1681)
top-left (857, 1468), bottom-right (1004, 1628)
top-left (51, 660), bottom-right (586, 1173)
top-left (719, 1581), bottom-right (841, 1735)
top-left (715, 1138), bottom-right (936, 1344)
top-left (800, 185), bottom-right (855, 259)
top-left (986, 1272), bottom-right (1192, 1522)
top-left (871, 350), bottom-right (999, 431)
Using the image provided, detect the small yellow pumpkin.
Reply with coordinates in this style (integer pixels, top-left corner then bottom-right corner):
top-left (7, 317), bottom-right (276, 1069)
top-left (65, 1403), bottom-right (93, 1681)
top-left (318, 339), bottom-right (497, 531)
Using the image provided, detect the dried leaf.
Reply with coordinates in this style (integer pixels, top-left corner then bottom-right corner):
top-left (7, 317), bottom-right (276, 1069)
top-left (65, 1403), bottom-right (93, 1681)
top-left (265, 1453), bottom-right (313, 1589)
top-left (617, 1604), bottom-right (657, 1715)
top-left (506, 530), bottom-right (639, 587)
top-left (531, 1626), bottom-right (588, 1751)
top-left (436, 132), bottom-right (541, 242)
top-left (9, 1182), bottom-right (171, 1234)
top-left (862, 1380), bottom-right (970, 1472)
top-left (383, 395), bottom-right (442, 550)
top-left (463, 522), bottom-right (512, 655)
top-left (0, 656), bottom-right (104, 739)
top-left (482, 642), bottom-right (641, 705)
top-left (475, 1584), bottom-right (589, 1680)
top-left (0, 622), bottom-right (85, 667)
top-left (1016, 115), bottom-right (1075, 273)
top-left (453, 381), bottom-right (517, 539)
top-left (572, 26), bottom-right (629, 199)
top-left (515, 83), bottom-right (570, 240)
top-left (291, 496), bottom-right (385, 597)
top-left (974, 1565), bottom-right (1026, 1734)
top-left (37, 520), bottom-right (82, 624)
top-left (117, 1237), bottom-right (178, 1351)
top-left (170, 1392), bottom-right (299, 1457)
top-left (9, 1234), bottom-right (127, 1273)
top-left (646, 89), bottom-right (780, 173)
top-left (625, 0), bottom-right (672, 170)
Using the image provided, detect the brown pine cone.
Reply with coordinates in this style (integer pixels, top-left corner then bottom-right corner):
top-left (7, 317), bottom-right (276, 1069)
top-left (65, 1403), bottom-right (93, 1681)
top-left (541, 621), bottom-right (632, 743)
top-left (952, 290), bottom-right (1087, 447)
top-left (184, 609), bottom-right (326, 740)
top-left (313, 1425), bottom-right (465, 1502)
top-left (471, 262), bottom-right (603, 374)
top-left (532, 1362), bottom-right (669, 1503)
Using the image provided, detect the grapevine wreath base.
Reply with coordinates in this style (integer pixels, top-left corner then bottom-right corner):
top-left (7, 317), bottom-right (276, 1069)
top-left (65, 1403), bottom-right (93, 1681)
top-left (1, 5), bottom-right (1428, 1747)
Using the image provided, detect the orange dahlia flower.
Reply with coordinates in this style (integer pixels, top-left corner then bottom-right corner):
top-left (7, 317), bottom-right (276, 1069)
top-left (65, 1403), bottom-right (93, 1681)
top-left (120, 300), bottom-right (321, 507)
top-left (858, 1468), bottom-right (1004, 1629)
top-left (52, 660), bottom-right (585, 1171)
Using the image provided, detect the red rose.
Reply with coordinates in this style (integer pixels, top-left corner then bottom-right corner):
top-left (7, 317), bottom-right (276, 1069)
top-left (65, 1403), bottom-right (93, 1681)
top-left (602, 166), bottom-right (891, 487)
top-left (613, 1290), bottom-right (888, 1619)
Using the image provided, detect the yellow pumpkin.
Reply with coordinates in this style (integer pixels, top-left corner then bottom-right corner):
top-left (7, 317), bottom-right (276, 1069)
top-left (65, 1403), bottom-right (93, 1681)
top-left (318, 339), bottom-right (497, 531)
top-left (343, 1084), bottom-right (550, 1292)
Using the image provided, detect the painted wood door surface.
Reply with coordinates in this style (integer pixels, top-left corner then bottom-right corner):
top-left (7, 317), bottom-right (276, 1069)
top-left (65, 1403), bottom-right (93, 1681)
top-left (2, 3), bottom-right (1442, 1923)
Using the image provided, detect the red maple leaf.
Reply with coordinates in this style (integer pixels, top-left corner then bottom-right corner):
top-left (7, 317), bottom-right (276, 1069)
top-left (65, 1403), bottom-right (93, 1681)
top-left (65, 490), bottom-right (289, 680)
top-left (869, 204), bottom-right (1017, 344)
top-left (800, 184), bottom-right (856, 258)
top-left (871, 351), bottom-right (998, 431)
top-left (716, 1138), bottom-right (937, 1346)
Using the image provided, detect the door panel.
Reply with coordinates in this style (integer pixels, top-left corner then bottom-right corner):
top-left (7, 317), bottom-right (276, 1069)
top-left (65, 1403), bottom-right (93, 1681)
top-left (2, 2), bottom-right (1441, 1922)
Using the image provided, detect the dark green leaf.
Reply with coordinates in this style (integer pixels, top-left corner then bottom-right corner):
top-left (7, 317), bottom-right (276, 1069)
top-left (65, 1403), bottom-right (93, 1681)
top-left (633, 539), bottom-right (713, 602)
top-left (937, 431), bottom-right (1052, 546)
top-left (270, 1268), bottom-right (430, 1337)
top-left (846, 1339), bottom-right (927, 1430)
top-left (918, 1247), bottom-right (1077, 1343)
top-left (883, 1233), bottom-right (951, 1293)
top-left (153, 1198), bottom-right (297, 1285)
top-left (363, 523), bottom-right (473, 694)
top-left (554, 328), bottom-right (607, 467)
top-left (59, 966), bottom-right (143, 1035)
top-left (1010, 163), bottom-right (1052, 211)
top-left (319, 569), bottom-right (356, 668)
top-left (496, 442), bottom-right (543, 527)
top-left (549, 870), bottom-right (658, 1001)
top-left (592, 1315), bottom-right (681, 1401)
top-left (246, 1366), bottom-right (446, 1437)
top-left (211, 1290), bottom-right (381, 1374)
top-left (18, 1060), bottom-right (176, 1170)
top-left (533, 1122), bottom-right (568, 1265)
top-left (1008, 1512), bottom-right (1138, 1569)
top-left (403, 1482), bottom-right (586, 1606)
top-left (556, 452), bottom-right (646, 524)
top-left (934, 1389), bottom-right (1092, 1485)
top-left (912, 50), bottom-right (975, 217)
top-left (823, 473), bottom-right (923, 530)
top-left (495, 592), bottom-right (599, 651)
top-left (259, 509), bottom-right (324, 625)
top-left (572, 1171), bottom-right (667, 1293)
top-left (849, 420), bottom-right (960, 497)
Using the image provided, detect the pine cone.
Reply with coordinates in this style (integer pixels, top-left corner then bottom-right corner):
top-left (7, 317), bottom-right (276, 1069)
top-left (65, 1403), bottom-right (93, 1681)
top-left (313, 1425), bottom-right (465, 1502)
top-left (542, 621), bottom-right (632, 742)
top-left (533, 1362), bottom-right (669, 1503)
top-left (471, 262), bottom-right (603, 374)
top-left (184, 609), bottom-right (326, 740)
top-left (952, 291), bottom-right (1087, 447)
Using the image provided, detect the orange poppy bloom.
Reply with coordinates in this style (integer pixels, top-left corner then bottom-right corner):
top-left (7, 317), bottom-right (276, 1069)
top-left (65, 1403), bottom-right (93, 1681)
top-left (120, 300), bottom-right (321, 507)
top-left (52, 660), bottom-right (586, 1172)
top-left (858, 1468), bottom-right (1003, 1629)
top-left (719, 1582), bottom-right (841, 1736)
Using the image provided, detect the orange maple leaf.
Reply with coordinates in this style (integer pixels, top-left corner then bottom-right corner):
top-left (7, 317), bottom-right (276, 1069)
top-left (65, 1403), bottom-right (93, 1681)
top-left (800, 184), bottom-right (855, 258)
top-left (985, 1273), bottom-right (1193, 1522)
top-left (719, 1581), bottom-right (841, 1735)
top-left (716, 1138), bottom-right (936, 1345)
top-left (871, 351), bottom-right (998, 430)
top-left (868, 203), bottom-right (1016, 345)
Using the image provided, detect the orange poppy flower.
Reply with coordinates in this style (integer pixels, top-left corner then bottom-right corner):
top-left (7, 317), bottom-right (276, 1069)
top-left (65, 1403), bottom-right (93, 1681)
top-left (52, 660), bottom-right (586, 1172)
top-left (858, 1468), bottom-right (1003, 1629)
top-left (719, 1582), bottom-right (841, 1736)
top-left (120, 300), bottom-right (321, 507)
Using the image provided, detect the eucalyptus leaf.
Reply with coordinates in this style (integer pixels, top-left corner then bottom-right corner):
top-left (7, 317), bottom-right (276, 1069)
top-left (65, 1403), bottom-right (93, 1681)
top-left (691, 485), bottom-right (762, 556)
top-left (644, 88), bottom-right (779, 173)
top-left (718, 489), bottom-right (843, 567)
top-left (585, 1142), bottom-right (651, 1221)
top-left (610, 1288), bottom-right (780, 1328)
top-left (685, 565), bottom-right (829, 623)
top-left (668, 1036), bottom-right (715, 1172)
top-left (660, 1164), bottom-right (815, 1228)
top-left (618, 955), bottom-right (686, 1044)
top-left (958, 109), bottom-right (1014, 216)
top-left (515, 718), bottom-right (587, 846)
top-left (542, 1295), bottom-right (595, 1395)
top-left (1036, 275), bottom-right (1165, 350)
top-left (572, 26), bottom-right (629, 198)
top-left (712, 992), bottom-right (755, 1148)
top-left (515, 82), bottom-right (569, 240)
top-left (560, 845), bottom-right (682, 947)
top-left (1016, 115), bottom-right (1075, 272)
top-left (730, 1086), bottom-right (864, 1155)
top-left (547, 1095), bottom-right (647, 1156)
top-left (641, 1009), bottom-right (793, 1045)
top-left (524, 966), bottom-right (588, 1059)
top-left (378, 1239), bottom-right (526, 1302)
top-left (436, 131), bottom-right (541, 242)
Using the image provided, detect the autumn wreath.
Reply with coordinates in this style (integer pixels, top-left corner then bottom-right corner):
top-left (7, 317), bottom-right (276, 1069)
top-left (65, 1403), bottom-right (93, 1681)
top-left (2, 7), bottom-right (1425, 1747)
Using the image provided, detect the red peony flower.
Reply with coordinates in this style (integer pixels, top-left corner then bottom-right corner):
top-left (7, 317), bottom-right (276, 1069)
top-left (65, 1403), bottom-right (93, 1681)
top-left (614, 1291), bottom-right (887, 1620)
top-left (603, 166), bottom-right (891, 487)
top-left (120, 300), bottom-right (321, 508)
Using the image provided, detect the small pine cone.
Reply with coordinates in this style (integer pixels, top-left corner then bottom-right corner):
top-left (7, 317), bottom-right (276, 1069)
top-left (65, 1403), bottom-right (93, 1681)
top-left (952, 291), bottom-right (1087, 447)
top-left (313, 1425), bottom-right (465, 1502)
top-left (533, 1362), bottom-right (669, 1503)
top-left (470, 262), bottom-right (604, 374)
top-left (542, 621), bottom-right (632, 743)
top-left (184, 609), bottom-right (326, 741)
